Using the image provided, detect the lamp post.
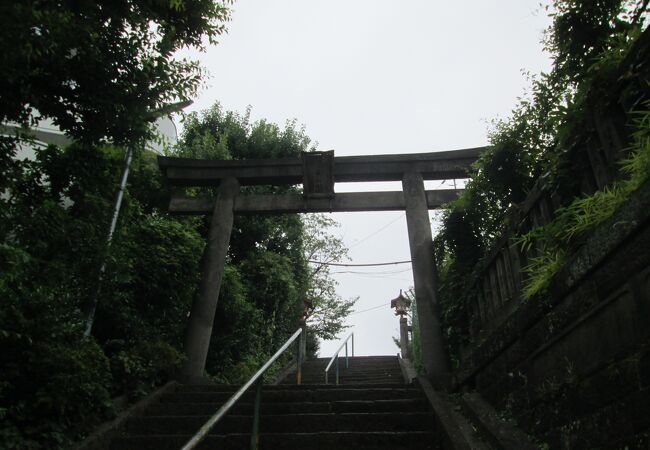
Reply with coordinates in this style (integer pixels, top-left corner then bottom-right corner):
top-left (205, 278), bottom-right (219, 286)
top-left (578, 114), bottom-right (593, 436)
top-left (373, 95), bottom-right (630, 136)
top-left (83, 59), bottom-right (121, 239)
top-left (390, 290), bottom-right (412, 360)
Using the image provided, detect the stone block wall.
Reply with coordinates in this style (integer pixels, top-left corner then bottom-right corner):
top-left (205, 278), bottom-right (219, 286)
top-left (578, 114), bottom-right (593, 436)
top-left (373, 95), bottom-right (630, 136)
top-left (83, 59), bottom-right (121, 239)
top-left (456, 181), bottom-right (650, 448)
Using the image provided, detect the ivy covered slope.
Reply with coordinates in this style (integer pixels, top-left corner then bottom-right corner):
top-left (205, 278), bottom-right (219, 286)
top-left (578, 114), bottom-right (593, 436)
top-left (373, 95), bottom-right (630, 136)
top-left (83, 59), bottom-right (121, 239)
top-left (0, 103), bottom-right (351, 449)
top-left (435, 0), bottom-right (650, 363)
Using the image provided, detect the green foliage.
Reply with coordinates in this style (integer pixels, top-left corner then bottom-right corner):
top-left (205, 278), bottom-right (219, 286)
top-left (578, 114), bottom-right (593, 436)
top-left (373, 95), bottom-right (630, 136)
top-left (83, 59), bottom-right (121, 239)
top-left (407, 290), bottom-right (425, 375)
top-left (544, 0), bottom-right (641, 84)
top-left (0, 142), bottom-right (202, 448)
top-left (0, 0), bottom-right (232, 145)
top-left (521, 250), bottom-right (567, 300)
top-left (434, 0), bottom-right (649, 361)
top-left (517, 101), bottom-right (650, 298)
top-left (0, 276), bottom-right (112, 449)
top-left (0, 104), bottom-right (347, 446)
top-left (303, 214), bottom-right (357, 341)
top-left (0, 5), bottom-right (347, 446)
top-left (177, 102), bottom-right (355, 367)
top-left (110, 341), bottom-right (184, 400)
top-left (176, 103), bottom-right (314, 382)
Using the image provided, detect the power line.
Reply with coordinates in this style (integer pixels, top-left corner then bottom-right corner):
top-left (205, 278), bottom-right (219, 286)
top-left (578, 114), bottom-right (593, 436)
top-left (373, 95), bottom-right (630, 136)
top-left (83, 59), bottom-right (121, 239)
top-left (308, 260), bottom-right (411, 267)
top-left (349, 302), bottom-right (392, 316)
top-left (334, 274), bottom-right (413, 282)
top-left (331, 268), bottom-right (412, 275)
top-left (349, 213), bottom-right (405, 249)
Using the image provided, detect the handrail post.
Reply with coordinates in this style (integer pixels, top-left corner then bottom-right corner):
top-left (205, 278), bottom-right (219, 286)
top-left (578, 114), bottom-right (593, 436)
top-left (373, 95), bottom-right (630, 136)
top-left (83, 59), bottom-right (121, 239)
top-left (335, 355), bottom-right (339, 385)
top-left (323, 332), bottom-right (355, 387)
top-left (295, 331), bottom-right (302, 385)
top-left (180, 328), bottom-right (303, 450)
top-left (250, 379), bottom-right (262, 450)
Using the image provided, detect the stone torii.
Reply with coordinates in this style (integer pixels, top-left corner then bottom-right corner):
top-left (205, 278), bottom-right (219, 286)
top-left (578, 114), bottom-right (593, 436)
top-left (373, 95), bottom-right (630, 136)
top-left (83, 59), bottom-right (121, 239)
top-left (158, 147), bottom-right (483, 387)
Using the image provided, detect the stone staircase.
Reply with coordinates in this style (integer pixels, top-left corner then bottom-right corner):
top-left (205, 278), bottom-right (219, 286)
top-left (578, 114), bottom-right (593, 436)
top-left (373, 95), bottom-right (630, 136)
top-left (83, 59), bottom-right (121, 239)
top-left (105, 356), bottom-right (443, 449)
top-left (282, 355), bottom-right (405, 385)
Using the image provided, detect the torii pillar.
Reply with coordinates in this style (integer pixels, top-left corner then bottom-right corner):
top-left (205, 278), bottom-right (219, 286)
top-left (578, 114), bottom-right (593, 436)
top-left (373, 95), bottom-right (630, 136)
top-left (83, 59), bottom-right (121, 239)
top-left (403, 171), bottom-right (451, 388)
top-left (180, 177), bottom-right (239, 383)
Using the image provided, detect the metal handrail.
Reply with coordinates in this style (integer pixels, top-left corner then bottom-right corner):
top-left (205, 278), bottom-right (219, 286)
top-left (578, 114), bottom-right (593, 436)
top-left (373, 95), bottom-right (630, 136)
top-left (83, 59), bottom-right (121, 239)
top-left (181, 327), bottom-right (305, 450)
top-left (324, 332), bottom-right (354, 384)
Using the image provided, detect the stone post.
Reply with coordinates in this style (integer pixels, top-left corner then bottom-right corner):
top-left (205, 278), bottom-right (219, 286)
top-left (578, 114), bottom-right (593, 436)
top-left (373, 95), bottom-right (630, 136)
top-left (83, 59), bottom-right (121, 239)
top-left (400, 316), bottom-right (411, 360)
top-left (180, 177), bottom-right (240, 383)
top-left (402, 171), bottom-right (450, 388)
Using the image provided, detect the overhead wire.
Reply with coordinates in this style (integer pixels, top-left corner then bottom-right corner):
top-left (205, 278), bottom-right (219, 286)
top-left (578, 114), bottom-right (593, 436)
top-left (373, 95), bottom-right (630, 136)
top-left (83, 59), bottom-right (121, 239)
top-left (348, 213), bottom-right (405, 249)
top-left (349, 302), bottom-right (392, 316)
top-left (308, 260), bottom-right (411, 267)
top-left (331, 268), bottom-right (412, 275)
top-left (335, 274), bottom-right (413, 282)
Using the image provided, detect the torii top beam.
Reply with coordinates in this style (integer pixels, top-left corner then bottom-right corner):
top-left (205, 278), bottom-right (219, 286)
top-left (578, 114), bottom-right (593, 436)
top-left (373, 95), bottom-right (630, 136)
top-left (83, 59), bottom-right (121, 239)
top-left (157, 147), bottom-right (483, 187)
top-left (158, 147), bottom-right (484, 215)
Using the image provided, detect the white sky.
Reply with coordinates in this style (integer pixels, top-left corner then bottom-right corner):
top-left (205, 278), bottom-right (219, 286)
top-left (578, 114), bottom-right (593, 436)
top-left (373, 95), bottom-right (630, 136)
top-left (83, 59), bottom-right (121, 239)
top-left (180, 0), bottom-right (553, 357)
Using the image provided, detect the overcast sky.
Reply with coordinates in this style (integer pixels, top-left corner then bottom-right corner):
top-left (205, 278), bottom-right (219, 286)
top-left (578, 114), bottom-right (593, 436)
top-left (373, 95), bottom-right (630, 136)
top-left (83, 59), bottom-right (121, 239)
top-left (181, 1), bottom-right (553, 357)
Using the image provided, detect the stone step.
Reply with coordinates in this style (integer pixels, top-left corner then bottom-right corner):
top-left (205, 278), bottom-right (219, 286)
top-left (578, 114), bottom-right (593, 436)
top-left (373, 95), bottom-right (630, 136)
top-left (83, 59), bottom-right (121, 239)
top-left (310, 356), bottom-right (398, 362)
top-left (302, 362), bottom-right (400, 369)
top-left (299, 368), bottom-right (403, 374)
top-left (305, 360), bottom-right (400, 365)
top-left (175, 383), bottom-right (407, 393)
top-left (145, 398), bottom-right (430, 416)
top-left (301, 365), bottom-right (401, 372)
top-left (300, 370), bottom-right (401, 376)
top-left (295, 375), bottom-right (404, 382)
top-left (161, 388), bottom-right (424, 403)
top-left (127, 412), bottom-right (435, 435)
top-left (111, 431), bottom-right (440, 450)
top-left (288, 378), bottom-right (405, 386)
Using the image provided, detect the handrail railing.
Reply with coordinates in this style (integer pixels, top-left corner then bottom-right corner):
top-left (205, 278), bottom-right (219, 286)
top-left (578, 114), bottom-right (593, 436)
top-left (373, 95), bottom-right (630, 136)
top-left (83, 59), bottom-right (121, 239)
top-left (181, 327), bottom-right (305, 450)
top-left (324, 332), bottom-right (354, 385)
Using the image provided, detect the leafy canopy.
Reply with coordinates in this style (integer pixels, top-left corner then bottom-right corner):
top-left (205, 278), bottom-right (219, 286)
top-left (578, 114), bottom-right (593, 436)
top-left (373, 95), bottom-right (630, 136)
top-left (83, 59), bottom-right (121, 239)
top-left (0, 0), bottom-right (231, 145)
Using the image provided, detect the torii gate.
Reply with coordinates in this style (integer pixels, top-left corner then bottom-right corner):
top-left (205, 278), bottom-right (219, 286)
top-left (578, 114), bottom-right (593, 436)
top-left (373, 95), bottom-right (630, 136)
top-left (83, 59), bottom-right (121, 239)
top-left (158, 147), bottom-right (483, 387)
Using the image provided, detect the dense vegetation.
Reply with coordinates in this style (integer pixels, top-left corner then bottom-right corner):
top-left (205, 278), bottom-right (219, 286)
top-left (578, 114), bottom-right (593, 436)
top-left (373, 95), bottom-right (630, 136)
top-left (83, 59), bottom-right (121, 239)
top-left (1, 2), bottom-right (234, 447)
top-left (0, 102), bottom-right (356, 448)
top-left (0, 0), bottom-right (232, 145)
top-left (176, 104), bottom-right (356, 371)
top-left (0, 3), bottom-right (355, 448)
top-left (434, 0), bottom-right (650, 365)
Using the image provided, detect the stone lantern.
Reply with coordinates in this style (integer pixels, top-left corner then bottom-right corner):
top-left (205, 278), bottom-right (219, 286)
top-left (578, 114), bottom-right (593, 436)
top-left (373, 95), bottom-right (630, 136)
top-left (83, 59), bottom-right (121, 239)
top-left (390, 290), bottom-right (412, 359)
top-left (390, 290), bottom-right (412, 317)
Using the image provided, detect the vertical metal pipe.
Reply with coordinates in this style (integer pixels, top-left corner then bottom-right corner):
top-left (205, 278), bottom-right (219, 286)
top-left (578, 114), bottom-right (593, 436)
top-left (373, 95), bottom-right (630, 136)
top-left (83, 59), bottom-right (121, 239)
top-left (83, 146), bottom-right (133, 337)
top-left (345, 342), bottom-right (349, 368)
top-left (250, 380), bottom-right (262, 450)
top-left (352, 333), bottom-right (355, 356)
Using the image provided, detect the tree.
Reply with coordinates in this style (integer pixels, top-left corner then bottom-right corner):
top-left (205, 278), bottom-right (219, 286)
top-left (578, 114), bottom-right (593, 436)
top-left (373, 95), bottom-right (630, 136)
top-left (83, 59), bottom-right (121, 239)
top-left (176, 103), bottom-right (313, 379)
top-left (0, 0), bottom-right (232, 146)
top-left (303, 214), bottom-right (357, 341)
top-left (177, 103), bottom-right (356, 358)
top-left (0, 143), bottom-right (203, 448)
